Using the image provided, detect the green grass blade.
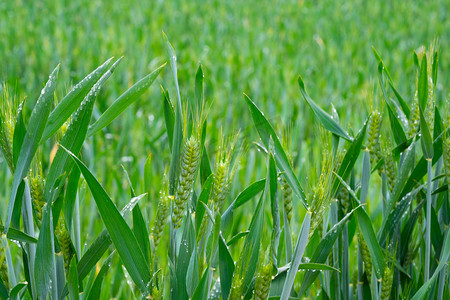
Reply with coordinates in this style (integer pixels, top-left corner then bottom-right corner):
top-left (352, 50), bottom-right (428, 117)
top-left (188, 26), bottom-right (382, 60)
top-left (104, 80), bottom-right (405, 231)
top-left (299, 206), bottom-right (360, 296)
top-left (298, 75), bottom-right (352, 141)
top-left (235, 192), bottom-right (265, 292)
top-left (164, 33), bottom-right (184, 196)
top-left (44, 61), bottom-right (115, 204)
top-left (12, 99), bottom-right (26, 168)
top-left (42, 57), bottom-right (113, 142)
top-left (5, 65), bottom-right (59, 231)
top-left (162, 87), bottom-right (175, 151)
top-left (122, 164), bottom-right (152, 266)
top-left (411, 229), bottom-right (450, 300)
top-left (6, 228), bottom-right (37, 244)
top-left (67, 258), bottom-right (79, 300)
top-left (280, 212), bottom-right (311, 300)
top-left (64, 167), bottom-right (81, 233)
top-left (175, 214), bottom-right (195, 299)
top-left (244, 93), bottom-right (308, 208)
top-left (219, 234), bottom-right (235, 299)
top-left (9, 282), bottom-right (27, 299)
top-left (221, 178), bottom-right (265, 237)
top-left (331, 117), bottom-right (368, 197)
top-left (283, 204), bottom-right (293, 263)
top-left (380, 186), bottom-right (423, 245)
top-left (76, 194), bottom-right (143, 282)
top-left (61, 145), bottom-right (151, 293)
top-left (186, 247), bottom-right (199, 298)
top-left (0, 278), bottom-right (7, 299)
top-left (195, 175), bottom-right (213, 235)
top-left (34, 204), bottom-right (56, 299)
top-left (334, 173), bottom-right (385, 278)
top-left (269, 152), bottom-right (281, 266)
top-left (87, 63), bottom-right (165, 136)
top-left (419, 106), bottom-right (434, 160)
top-left (195, 64), bottom-right (204, 113)
top-left (192, 268), bottom-right (210, 300)
top-left (86, 253), bottom-right (114, 300)
top-left (418, 54), bottom-right (428, 110)
top-left (298, 263), bottom-right (340, 272)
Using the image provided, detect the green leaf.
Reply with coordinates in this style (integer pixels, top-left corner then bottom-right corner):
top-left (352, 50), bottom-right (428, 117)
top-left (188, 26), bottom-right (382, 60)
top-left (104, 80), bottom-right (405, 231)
top-left (377, 64), bottom-right (407, 146)
top-left (186, 247), bottom-right (199, 298)
top-left (195, 175), bottom-right (213, 235)
top-left (85, 253), bottom-right (113, 300)
top-left (280, 212), bottom-right (311, 300)
top-left (331, 117), bottom-right (368, 197)
top-left (219, 234), bottom-right (235, 300)
top-left (64, 166), bottom-right (81, 233)
top-left (122, 164), bottom-right (152, 266)
top-left (298, 75), bottom-right (352, 141)
top-left (221, 178), bottom-right (265, 238)
top-left (34, 204), bottom-right (56, 299)
top-left (297, 263), bottom-right (340, 272)
top-left (244, 93), bottom-right (308, 208)
top-left (195, 64), bottom-right (204, 113)
top-left (44, 62), bottom-right (115, 204)
top-left (76, 194), bottom-right (142, 282)
top-left (411, 229), bottom-right (450, 300)
top-left (334, 173), bottom-right (385, 278)
top-left (12, 99), bottom-right (26, 168)
top-left (227, 231), bottom-right (249, 246)
top-left (386, 141), bottom-right (416, 215)
top-left (67, 258), bottom-right (79, 300)
top-left (418, 54), bottom-right (428, 110)
top-left (162, 87), bottom-right (175, 151)
top-left (9, 282), bottom-right (28, 298)
top-left (176, 214), bottom-right (195, 299)
top-left (5, 64), bottom-right (59, 231)
top-left (61, 145), bottom-right (151, 293)
top-left (380, 186), bottom-right (423, 246)
top-left (234, 192), bottom-right (265, 292)
top-left (0, 277), bottom-right (7, 299)
top-left (42, 57), bottom-right (113, 141)
top-left (192, 268), bottom-right (210, 300)
top-left (269, 151), bottom-right (281, 267)
top-left (283, 204), bottom-right (293, 263)
top-left (419, 105), bottom-right (434, 160)
top-left (88, 63), bottom-right (165, 136)
top-left (299, 206), bottom-right (360, 296)
top-left (164, 33), bottom-right (184, 196)
top-left (372, 46), bottom-right (410, 118)
top-left (6, 227), bottom-right (38, 244)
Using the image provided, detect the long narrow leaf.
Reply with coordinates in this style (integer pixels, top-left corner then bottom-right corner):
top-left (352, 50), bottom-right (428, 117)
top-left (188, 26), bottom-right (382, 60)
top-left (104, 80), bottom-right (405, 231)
top-left (298, 76), bottom-right (352, 141)
top-left (87, 63), bottom-right (166, 136)
top-left (6, 65), bottom-right (59, 231)
top-left (280, 212), bottom-right (311, 300)
top-left (61, 146), bottom-right (151, 293)
top-left (42, 57), bottom-right (113, 141)
top-left (244, 93), bottom-right (308, 208)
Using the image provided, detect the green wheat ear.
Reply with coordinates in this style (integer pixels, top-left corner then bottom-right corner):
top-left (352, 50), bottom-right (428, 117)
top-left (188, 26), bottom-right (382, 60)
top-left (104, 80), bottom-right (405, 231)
top-left (0, 84), bottom-right (20, 173)
top-left (253, 247), bottom-right (273, 300)
top-left (29, 156), bottom-right (45, 225)
top-left (280, 124), bottom-right (293, 224)
top-left (358, 231), bottom-right (372, 281)
top-left (173, 136), bottom-right (201, 229)
top-left (309, 132), bottom-right (332, 238)
top-left (152, 188), bottom-right (171, 249)
top-left (0, 232), bottom-right (8, 291)
top-left (367, 110), bottom-right (383, 169)
top-left (55, 214), bottom-right (73, 271)
top-left (380, 264), bottom-right (394, 300)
